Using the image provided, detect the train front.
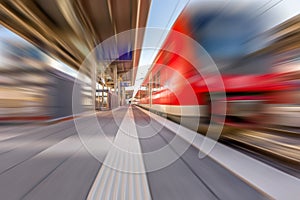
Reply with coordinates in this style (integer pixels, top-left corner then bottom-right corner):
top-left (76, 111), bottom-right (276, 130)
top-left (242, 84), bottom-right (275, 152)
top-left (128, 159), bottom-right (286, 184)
top-left (135, 1), bottom-right (300, 175)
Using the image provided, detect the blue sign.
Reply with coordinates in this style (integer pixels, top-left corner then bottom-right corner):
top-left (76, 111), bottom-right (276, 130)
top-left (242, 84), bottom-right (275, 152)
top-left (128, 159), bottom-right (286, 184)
top-left (120, 82), bottom-right (130, 87)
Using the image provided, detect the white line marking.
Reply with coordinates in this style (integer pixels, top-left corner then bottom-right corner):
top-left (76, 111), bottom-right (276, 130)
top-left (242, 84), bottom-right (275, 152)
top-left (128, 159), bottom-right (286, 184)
top-left (87, 107), bottom-right (151, 200)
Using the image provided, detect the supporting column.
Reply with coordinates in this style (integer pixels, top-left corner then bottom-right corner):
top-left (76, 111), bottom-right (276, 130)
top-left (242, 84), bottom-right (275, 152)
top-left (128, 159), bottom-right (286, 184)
top-left (113, 65), bottom-right (119, 107)
top-left (101, 83), bottom-right (104, 108)
top-left (91, 60), bottom-right (96, 111)
top-left (118, 78), bottom-right (121, 106)
top-left (122, 86), bottom-right (126, 105)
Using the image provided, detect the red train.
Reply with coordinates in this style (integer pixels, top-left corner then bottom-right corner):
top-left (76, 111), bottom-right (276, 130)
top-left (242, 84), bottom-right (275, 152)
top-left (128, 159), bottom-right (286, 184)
top-left (135, 2), bottom-right (300, 130)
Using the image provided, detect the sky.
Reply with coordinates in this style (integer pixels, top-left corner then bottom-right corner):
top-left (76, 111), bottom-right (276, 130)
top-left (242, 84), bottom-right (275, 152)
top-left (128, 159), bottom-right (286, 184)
top-left (132, 0), bottom-right (300, 97)
top-left (132, 0), bottom-right (189, 97)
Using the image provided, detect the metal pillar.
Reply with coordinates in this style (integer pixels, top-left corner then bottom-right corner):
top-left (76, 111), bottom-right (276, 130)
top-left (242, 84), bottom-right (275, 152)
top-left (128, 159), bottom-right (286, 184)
top-left (122, 86), bottom-right (126, 105)
top-left (101, 84), bottom-right (104, 108)
top-left (91, 59), bottom-right (96, 111)
top-left (113, 65), bottom-right (119, 107)
top-left (118, 78), bottom-right (121, 106)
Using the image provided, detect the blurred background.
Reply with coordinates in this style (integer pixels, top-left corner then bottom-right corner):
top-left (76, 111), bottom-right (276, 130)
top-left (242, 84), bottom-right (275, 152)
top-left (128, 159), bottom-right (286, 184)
top-left (0, 0), bottom-right (299, 199)
top-left (0, 0), bottom-right (299, 174)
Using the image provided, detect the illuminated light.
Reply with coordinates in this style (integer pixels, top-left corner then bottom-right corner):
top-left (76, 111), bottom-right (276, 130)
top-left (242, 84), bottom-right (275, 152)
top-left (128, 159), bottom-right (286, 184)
top-left (48, 57), bottom-right (78, 78)
top-left (125, 86), bottom-right (134, 91)
top-left (274, 61), bottom-right (300, 73)
top-left (140, 86), bottom-right (147, 91)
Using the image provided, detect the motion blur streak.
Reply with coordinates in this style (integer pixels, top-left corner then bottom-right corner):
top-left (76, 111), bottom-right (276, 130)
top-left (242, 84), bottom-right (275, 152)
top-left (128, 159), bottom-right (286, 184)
top-left (135, 0), bottom-right (300, 176)
top-left (0, 0), bottom-right (299, 200)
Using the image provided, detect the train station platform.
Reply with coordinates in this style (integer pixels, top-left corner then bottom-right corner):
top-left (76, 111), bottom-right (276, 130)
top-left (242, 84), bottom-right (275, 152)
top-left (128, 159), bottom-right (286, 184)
top-left (0, 106), bottom-right (298, 200)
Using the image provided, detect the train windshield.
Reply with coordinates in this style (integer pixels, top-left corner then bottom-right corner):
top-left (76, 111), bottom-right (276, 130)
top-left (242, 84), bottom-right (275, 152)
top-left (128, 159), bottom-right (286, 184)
top-left (190, 10), bottom-right (270, 74)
